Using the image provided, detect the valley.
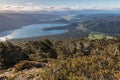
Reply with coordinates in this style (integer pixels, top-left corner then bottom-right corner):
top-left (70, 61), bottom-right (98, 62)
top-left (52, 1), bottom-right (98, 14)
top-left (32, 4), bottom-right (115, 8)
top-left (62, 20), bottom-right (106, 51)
top-left (1, 12), bottom-right (120, 41)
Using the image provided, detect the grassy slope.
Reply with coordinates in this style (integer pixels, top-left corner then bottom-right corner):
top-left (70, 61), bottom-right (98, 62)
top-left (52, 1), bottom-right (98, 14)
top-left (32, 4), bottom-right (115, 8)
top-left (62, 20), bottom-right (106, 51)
top-left (88, 33), bottom-right (113, 40)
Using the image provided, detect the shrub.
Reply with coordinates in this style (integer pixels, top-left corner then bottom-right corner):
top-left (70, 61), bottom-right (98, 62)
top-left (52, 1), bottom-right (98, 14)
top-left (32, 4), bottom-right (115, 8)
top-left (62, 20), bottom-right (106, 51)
top-left (14, 60), bottom-right (45, 71)
top-left (0, 41), bottom-right (29, 69)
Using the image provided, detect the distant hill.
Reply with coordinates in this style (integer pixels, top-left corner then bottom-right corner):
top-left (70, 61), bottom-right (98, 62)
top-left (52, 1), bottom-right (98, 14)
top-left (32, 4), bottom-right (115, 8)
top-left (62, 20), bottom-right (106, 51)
top-left (42, 15), bottom-right (120, 39)
top-left (0, 13), bottom-right (60, 33)
top-left (83, 16), bottom-right (120, 35)
top-left (1, 12), bottom-right (120, 40)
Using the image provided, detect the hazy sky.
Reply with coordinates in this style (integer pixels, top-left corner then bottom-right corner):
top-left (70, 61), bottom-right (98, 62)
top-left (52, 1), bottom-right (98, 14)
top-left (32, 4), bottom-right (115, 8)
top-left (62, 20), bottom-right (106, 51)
top-left (0, 0), bottom-right (120, 7)
top-left (0, 0), bottom-right (120, 11)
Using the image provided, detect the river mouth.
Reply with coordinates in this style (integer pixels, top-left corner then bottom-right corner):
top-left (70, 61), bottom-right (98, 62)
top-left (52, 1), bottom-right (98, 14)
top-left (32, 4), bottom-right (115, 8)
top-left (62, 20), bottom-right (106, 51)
top-left (0, 24), bottom-right (68, 41)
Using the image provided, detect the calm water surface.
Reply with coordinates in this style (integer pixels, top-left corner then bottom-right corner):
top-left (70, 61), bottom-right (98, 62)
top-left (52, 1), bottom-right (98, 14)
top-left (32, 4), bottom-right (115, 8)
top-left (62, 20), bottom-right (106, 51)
top-left (0, 24), bottom-right (68, 40)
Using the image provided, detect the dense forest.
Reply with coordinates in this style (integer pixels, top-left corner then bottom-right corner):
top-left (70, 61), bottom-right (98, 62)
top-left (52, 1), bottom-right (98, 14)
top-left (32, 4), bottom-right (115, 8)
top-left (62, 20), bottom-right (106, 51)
top-left (0, 37), bottom-right (120, 80)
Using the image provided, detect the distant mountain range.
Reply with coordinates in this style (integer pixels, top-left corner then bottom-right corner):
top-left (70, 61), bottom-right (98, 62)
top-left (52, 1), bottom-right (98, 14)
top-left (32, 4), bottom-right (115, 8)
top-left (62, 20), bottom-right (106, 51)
top-left (42, 13), bottom-right (120, 38)
top-left (0, 10), bottom-right (120, 39)
top-left (1, 9), bottom-right (120, 15)
top-left (0, 13), bottom-right (60, 33)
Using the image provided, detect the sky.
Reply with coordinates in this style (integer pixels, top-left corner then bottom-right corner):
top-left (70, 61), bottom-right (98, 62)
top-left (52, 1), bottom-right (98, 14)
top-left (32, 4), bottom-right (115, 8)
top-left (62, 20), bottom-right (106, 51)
top-left (0, 0), bottom-right (120, 11)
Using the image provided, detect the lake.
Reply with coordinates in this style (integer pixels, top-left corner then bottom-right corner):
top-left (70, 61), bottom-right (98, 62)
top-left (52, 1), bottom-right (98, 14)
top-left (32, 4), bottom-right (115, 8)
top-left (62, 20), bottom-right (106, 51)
top-left (0, 24), bottom-right (68, 41)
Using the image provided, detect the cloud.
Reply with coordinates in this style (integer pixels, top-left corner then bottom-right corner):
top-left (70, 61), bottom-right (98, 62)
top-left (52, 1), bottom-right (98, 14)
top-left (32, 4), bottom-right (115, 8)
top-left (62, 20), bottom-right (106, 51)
top-left (0, 4), bottom-right (119, 11)
top-left (0, 4), bottom-right (72, 11)
top-left (0, 4), bottom-right (41, 11)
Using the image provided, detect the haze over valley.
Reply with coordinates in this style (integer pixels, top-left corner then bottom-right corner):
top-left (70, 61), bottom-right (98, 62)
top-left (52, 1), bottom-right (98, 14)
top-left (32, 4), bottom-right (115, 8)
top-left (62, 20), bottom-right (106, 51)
top-left (1, 9), bottom-right (120, 40)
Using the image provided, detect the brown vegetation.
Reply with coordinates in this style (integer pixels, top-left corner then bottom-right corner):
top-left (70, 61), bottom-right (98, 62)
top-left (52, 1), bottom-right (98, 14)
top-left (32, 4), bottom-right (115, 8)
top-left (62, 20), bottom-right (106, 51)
top-left (0, 37), bottom-right (120, 79)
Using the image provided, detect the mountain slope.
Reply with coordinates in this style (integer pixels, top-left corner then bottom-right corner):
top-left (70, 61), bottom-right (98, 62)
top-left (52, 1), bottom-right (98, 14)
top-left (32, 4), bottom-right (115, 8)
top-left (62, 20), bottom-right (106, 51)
top-left (0, 13), bottom-right (60, 33)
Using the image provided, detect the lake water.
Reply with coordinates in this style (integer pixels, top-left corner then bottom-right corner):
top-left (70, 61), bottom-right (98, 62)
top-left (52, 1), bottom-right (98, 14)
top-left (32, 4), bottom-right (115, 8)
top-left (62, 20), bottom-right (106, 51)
top-left (0, 24), bottom-right (68, 41)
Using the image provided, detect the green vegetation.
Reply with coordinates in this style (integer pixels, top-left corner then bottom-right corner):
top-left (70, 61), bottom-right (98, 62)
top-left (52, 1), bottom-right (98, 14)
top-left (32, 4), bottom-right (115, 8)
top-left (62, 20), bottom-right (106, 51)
top-left (0, 41), bottom-right (29, 69)
top-left (88, 33), bottom-right (113, 40)
top-left (0, 38), bottom-right (120, 79)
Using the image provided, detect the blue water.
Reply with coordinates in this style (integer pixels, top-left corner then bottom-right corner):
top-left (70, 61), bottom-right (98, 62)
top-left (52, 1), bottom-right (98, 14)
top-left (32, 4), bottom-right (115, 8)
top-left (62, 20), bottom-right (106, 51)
top-left (0, 24), bottom-right (68, 40)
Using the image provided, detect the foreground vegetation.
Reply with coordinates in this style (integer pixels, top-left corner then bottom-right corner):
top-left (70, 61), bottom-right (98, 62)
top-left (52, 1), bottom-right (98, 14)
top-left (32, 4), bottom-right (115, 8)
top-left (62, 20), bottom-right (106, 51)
top-left (0, 37), bottom-right (120, 80)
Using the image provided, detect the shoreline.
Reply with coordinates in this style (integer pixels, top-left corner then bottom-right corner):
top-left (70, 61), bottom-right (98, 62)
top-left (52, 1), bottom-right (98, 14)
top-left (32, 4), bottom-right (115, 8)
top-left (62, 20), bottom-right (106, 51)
top-left (0, 23), bottom-right (68, 41)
